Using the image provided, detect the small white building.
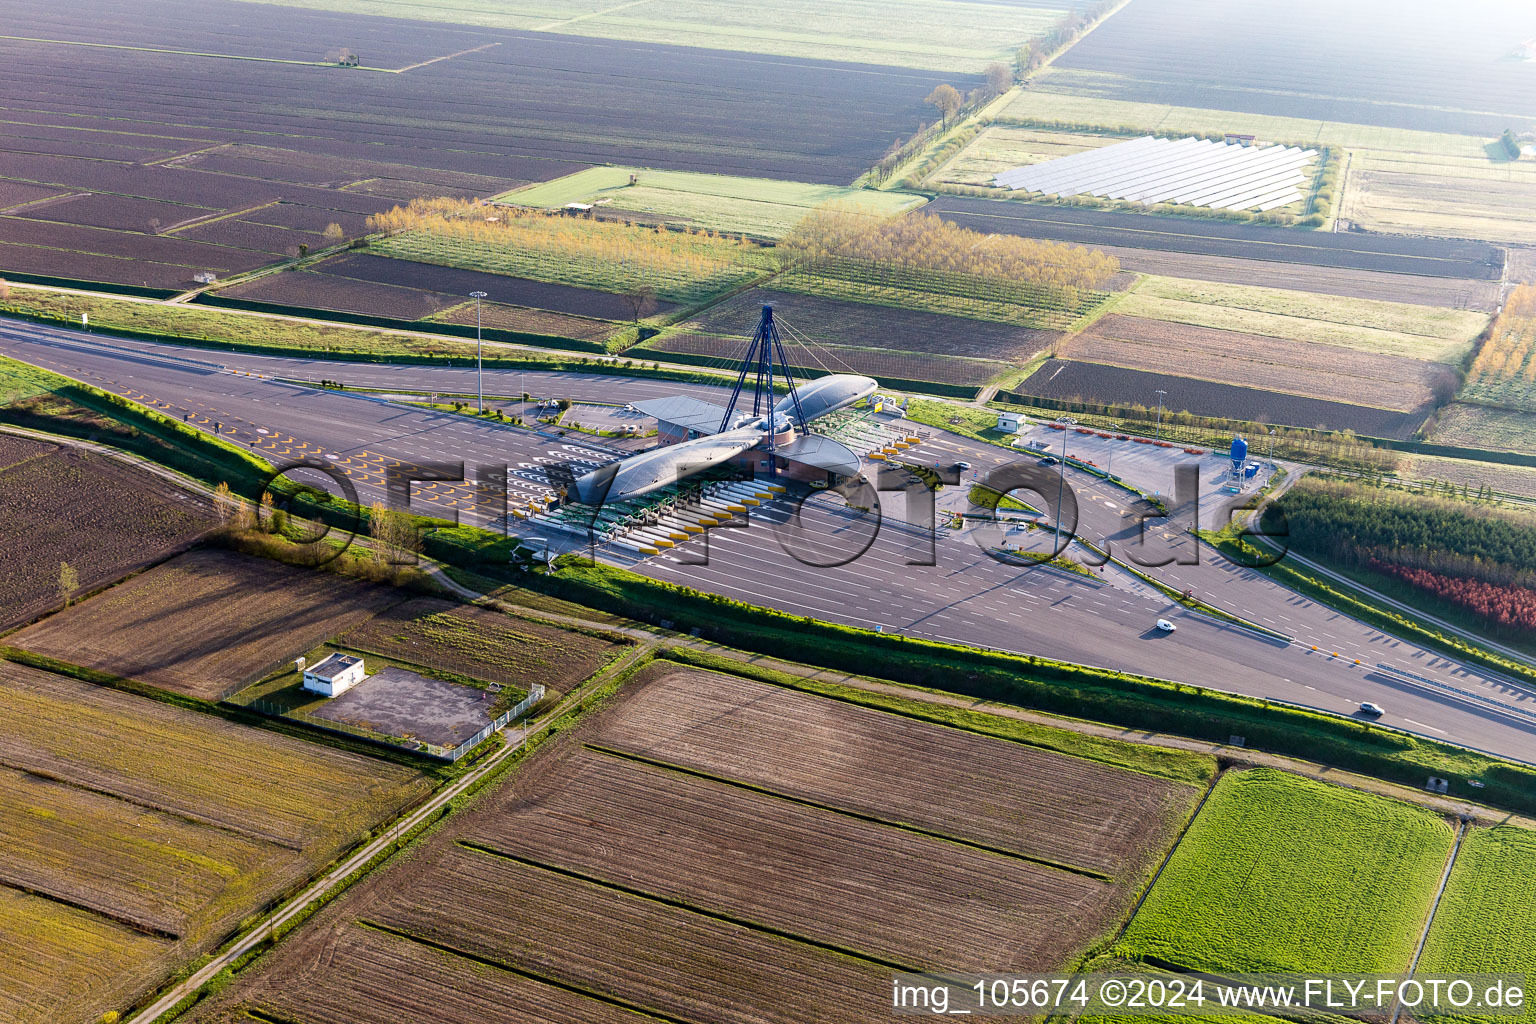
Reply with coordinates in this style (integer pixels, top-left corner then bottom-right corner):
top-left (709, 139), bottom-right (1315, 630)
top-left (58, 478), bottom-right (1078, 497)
top-left (997, 410), bottom-right (1029, 434)
top-left (302, 653), bottom-right (366, 697)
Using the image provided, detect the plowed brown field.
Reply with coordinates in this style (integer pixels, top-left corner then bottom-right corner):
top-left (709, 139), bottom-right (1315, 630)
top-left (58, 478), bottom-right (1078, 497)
top-left (186, 662), bottom-right (1201, 1023)
top-left (0, 447), bottom-right (214, 630)
top-left (0, 660), bottom-right (431, 1024)
top-left (13, 548), bottom-right (403, 699)
top-left (1061, 314), bottom-right (1446, 413)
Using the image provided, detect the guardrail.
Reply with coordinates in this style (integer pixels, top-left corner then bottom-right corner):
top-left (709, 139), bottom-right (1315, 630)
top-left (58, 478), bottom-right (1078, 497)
top-left (1372, 663), bottom-right (1536, 723)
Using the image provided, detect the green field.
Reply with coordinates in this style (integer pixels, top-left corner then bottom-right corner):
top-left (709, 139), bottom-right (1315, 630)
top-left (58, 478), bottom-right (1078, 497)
top-left (1430, 404), bottom-right (1536, 454)
top-left (1122, 768), bottom-right (1455, 974)
top-left (1418, 826), bottom-right (1536, 1024)
top-left (229, 0), bottom-right (1064, 71)
top-left (1117, 277), bottom-right (1485, 363)
top-left (0, 353), bottom-right (62, 405)
top-left (498, 167), bottom-right (926, 238)
top-left (1000, 81), bottom-right (1536, 242)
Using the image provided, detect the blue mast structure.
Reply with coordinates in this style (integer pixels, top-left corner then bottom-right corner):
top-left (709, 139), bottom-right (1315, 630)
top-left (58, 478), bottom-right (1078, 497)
top-left (717, 304), bottom-right (808, 447)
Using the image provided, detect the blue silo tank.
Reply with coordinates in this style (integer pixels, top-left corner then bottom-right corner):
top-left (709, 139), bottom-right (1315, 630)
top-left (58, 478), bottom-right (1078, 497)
top-left (1230, 436), bottom-right (1248, 464)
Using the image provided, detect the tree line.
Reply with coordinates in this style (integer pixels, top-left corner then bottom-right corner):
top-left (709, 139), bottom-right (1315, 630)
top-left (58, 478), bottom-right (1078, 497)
top-left (1264, 477), bottom-right (1536, 589)
top-left (781, 206), bottom-right (1118, 295)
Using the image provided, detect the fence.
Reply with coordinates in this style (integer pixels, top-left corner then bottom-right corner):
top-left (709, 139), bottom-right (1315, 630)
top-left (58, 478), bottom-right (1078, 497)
top-left (236, 682), bottom-right (546, 762)
top-left (438, 684), bottom-right (546, 762)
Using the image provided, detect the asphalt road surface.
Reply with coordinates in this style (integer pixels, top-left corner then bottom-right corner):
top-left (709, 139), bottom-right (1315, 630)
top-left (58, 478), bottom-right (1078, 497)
top-left (4, 318), bottom-right (1533, 763)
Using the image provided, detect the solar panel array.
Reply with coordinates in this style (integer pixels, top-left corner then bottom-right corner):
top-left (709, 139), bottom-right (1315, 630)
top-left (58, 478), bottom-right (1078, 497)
top-left (993, 136), bottom-right (1317, 212)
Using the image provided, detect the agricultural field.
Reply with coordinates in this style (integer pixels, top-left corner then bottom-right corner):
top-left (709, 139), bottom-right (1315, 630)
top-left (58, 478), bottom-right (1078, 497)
top-left (637, 332), bottom-right (1009, 389)
top-left (1083, 244), bottom-right (1501, 310)
top-left (1418, 826), bottom-right (1536, 1024)
top-left (0, 0), bottom-right (964, 290)
top-left (0, 659), bottom-right (432, 1024)
top-left (310, 250), bottom-right (666, 321)
top-left (334, 597), bottom-right (621, 695)
top-left (1116, 277), bottom-right (1487, 364)
top-left (185, 662), bottom-right (1209, 1022)
top-left (501, 166), bottom-right (927, 238)
top-left (1061, 315), bottom-right (1453, 414)
top-left (1002, 72), bottom-right (1536, 242)
top-left (429, 301), bottom-right (617, 344)
top-left (1398, 454), bottom-right (1536, 503)
top-left (638, 287), bottom-right (1057, 388)
top-left (1016, 358), bottom-right (1427, 437)
top-left (11, 548), bottom-right (404, 699)
top-left (1122, 768), bottom-right (1456, 974)
top-left (587, 666), bottom-right (1204, 876)
top-left (1430, 404), bottom-right (1536, 454)
top-left (1459, 285), bottom-right (1536, 413)
top-left (1342, 147), bottom-right (1536, 243)
top-left (227, 0), bottom-right (1074, 72)
top-left (1044, 0), bottom-right (1536, 136)
top-left (769, 255), bottom-right (1109, 332)
top-left (0, 444), bottom-right (214, 630)
top-left (368, 202), bottom-right (775, 307)
top-left (926, 194), bottom-right (1505, 279)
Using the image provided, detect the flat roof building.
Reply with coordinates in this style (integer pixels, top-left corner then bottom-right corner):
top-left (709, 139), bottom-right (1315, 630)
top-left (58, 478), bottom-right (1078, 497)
top-left (302, 653), bottom-right (366, 698)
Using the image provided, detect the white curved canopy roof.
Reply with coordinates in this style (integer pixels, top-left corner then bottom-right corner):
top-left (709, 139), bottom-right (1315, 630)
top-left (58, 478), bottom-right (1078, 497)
top-left (776, 373), bottom-right (878, 423)
top-left (570, 425), bottom-right (763, 504)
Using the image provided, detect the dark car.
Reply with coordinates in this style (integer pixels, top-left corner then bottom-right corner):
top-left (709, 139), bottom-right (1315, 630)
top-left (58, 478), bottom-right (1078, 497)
top-left (1038, 456), bottom-right (1060, 466)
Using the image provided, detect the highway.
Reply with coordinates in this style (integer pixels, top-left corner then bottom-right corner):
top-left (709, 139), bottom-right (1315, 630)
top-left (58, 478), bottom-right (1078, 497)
top-left (3, 317), bottom-right (1534, 763)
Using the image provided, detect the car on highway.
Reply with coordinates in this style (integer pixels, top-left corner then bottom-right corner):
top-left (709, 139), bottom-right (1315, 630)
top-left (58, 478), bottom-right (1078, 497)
top-left (1038, 456), bottom-right (1060, 466)
top-left (1156, 619), bottom-right (1176, 632)
top-left (954, 460), bottom-right (971, 471)
top-left (1359, 701), bottom-right (1386, 717)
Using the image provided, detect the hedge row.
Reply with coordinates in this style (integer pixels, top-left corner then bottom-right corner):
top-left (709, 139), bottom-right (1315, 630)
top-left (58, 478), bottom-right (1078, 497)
top-left (0, 269), bottom-right (179, 299)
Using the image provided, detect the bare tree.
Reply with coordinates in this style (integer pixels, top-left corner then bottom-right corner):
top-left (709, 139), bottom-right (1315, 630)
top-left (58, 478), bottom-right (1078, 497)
top-left (624, 284), bottom-right (657, 328)
top-left (924, 84), bottom-right (964, 130)
top-left (369, 501), bottom-right (421, 565)
top-left (0, 278), bottom-right (10, 302)
top-left (147, 217), bottom-right (161, 234)
top-left (322, 222), bottom-right (345, 245)
top-left (984, 62), bottom-right (1012, 96)
top-left (213, 481), bottom-right (237, 525)
top-left (58, 562), bottom-right (79, 608)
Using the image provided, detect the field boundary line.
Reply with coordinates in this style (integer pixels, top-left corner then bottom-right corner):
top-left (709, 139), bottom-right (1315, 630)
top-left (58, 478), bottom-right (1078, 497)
top-left (1390, 818), bottom-right (1469, 1024)
top-left (122, 648), bottom-right (639, 1024)
top-left (356, 919), bottom-right (704, 1024)
top-left (0, 874), bottom-right (180, 940)
top-left (0, 34), bottom-right (350, 68)
top-left (0, 752), bottom-right (303, 851)
top-left (583, 742), bottom-right (1114, 881)
top-left (386, 41), bottom-right (500, 74)
top-left (1111, 766), bottom-right (1226, 943)
top-left (701, 651), bottom-right (1205, 785)
top-left (457, 840), bottom-right (924, 973)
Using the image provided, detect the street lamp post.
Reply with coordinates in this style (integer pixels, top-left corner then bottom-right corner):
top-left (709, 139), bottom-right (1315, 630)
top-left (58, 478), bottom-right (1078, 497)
top-left (470, 291), bottom-right (488, 412)
top-left (1053, 422), bottom-right (1067, 555)
top-left (1154, 389), bottom-right (1167, 440)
